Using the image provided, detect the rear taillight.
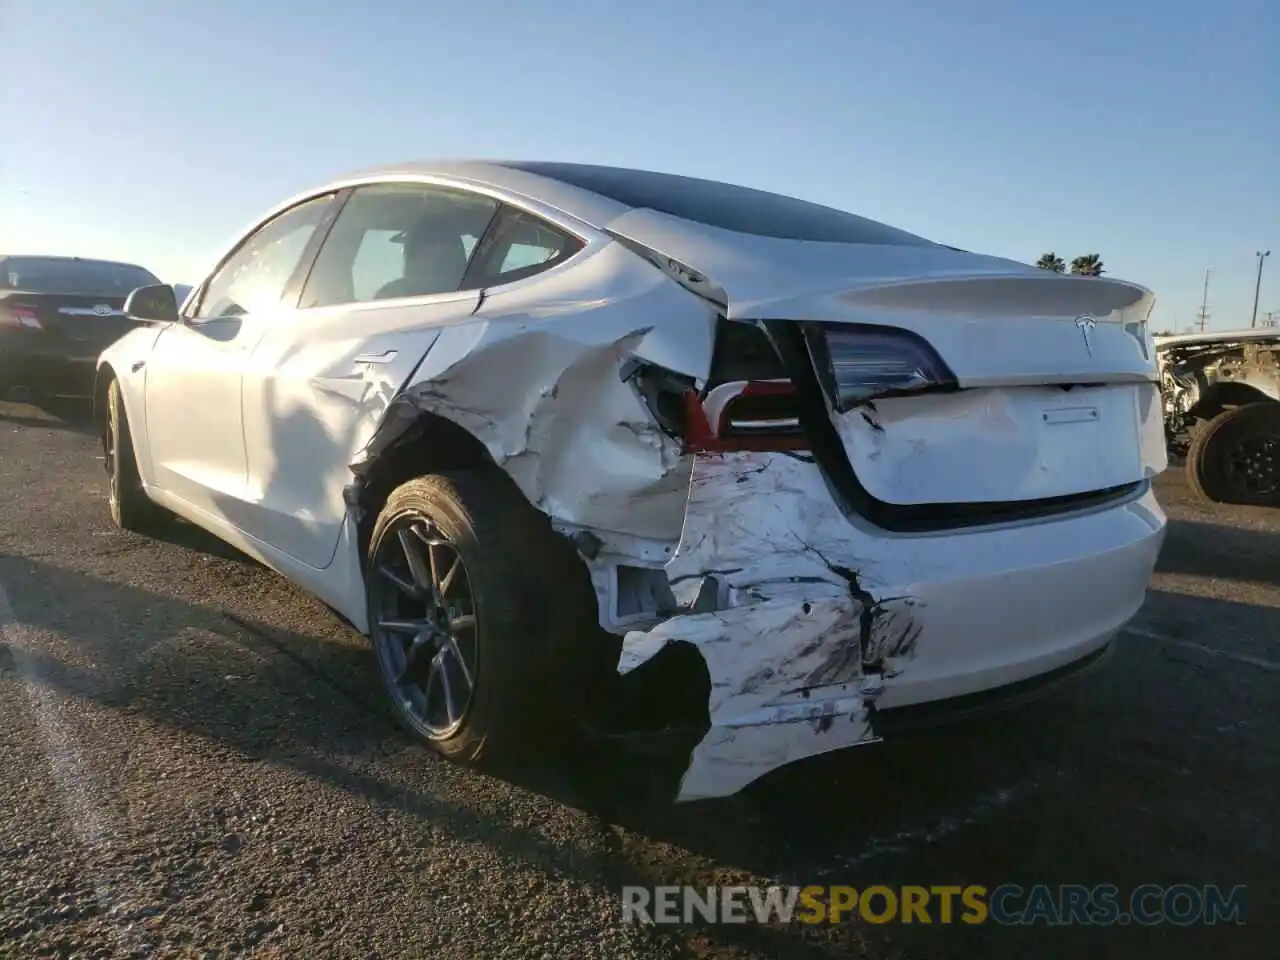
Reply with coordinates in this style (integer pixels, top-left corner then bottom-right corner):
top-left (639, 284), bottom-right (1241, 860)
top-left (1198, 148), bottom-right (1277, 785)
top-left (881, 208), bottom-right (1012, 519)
top-left (682, 379), bottom-right (806, 452)
top-left (809, 324), bottom-right (955, 409)
top-left (0, 306), bottom-right (42, 330)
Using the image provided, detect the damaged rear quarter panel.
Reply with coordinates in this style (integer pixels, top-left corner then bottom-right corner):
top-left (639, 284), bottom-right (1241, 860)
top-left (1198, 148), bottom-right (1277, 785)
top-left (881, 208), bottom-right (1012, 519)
top-left (359, 241), bottom-right (718, 543)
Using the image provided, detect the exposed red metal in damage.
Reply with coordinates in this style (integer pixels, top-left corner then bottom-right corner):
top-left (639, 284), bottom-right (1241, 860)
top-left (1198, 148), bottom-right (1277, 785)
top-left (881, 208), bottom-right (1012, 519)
top-left (681, 385), bottom-right (809, 453)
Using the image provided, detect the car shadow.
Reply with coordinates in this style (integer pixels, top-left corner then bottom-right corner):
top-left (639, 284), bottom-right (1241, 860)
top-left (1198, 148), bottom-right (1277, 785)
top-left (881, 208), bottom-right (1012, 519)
top-left (148, 515), bottom-right (263, 567)
top-left (1156, 517), bottom-right (1280, 584)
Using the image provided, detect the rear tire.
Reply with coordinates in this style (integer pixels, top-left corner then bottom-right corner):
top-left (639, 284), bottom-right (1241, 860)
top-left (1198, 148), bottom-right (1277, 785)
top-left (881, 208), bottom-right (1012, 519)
top-left (104, 379), bottom-right (167, 532)
top-left (365, 470), bottom-right (595, 766)
top-left (1185, 402), bottom-right (1280, 506)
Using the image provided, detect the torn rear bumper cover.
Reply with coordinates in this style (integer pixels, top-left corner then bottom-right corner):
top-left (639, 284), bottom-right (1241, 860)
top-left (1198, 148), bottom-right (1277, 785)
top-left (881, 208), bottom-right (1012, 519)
top-left (618, 450), bottom-right (1167, 802)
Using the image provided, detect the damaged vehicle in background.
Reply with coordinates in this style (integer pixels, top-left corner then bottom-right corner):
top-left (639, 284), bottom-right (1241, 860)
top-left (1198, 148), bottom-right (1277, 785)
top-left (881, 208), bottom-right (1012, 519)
top-left (95, 161), bottom-right (1169, 801)
top-left (1156, 328), bottom-right (1280, 507)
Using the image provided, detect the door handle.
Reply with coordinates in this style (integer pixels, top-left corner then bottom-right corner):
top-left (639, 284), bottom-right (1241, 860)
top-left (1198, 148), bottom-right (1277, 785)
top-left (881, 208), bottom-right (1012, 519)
top-left (353, 350), bottom-right (398, 365)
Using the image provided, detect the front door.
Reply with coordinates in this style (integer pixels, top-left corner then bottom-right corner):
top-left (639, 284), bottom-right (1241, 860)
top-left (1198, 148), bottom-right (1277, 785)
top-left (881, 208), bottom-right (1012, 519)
top-left (144, 193), bottom-right (338, 525)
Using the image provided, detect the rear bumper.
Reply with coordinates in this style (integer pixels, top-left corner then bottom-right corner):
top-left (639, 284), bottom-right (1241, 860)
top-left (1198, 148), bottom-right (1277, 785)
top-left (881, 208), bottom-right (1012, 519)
top-left (873, 639), bottom-right (1115, 734)
top-left (870, 488), bottom-right (1163, 709)
top-left (617, 451), bottom-right (1166, 801)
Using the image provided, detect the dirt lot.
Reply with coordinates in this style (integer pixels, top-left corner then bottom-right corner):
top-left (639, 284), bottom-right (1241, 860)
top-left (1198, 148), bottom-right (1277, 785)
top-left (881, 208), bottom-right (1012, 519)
top-left (0, 399), bottom-right (1276, 959)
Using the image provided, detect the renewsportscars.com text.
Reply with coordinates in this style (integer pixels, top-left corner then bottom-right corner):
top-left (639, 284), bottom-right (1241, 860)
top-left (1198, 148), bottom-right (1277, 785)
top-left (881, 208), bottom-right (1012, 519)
top-left (621, 884), bottom-right (1248, 926)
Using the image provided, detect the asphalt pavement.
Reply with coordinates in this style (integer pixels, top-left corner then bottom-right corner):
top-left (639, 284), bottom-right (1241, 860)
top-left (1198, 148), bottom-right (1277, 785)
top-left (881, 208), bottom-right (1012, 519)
top-left (1, 399), bottom-right (1276, 959)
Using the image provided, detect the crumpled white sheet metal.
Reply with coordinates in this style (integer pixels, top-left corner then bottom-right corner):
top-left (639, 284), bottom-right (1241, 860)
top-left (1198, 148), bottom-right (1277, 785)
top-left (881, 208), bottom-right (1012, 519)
top-left (619, 451), bottom-right (921, 802)
top-left (354, 243), bottom-right (716, 545)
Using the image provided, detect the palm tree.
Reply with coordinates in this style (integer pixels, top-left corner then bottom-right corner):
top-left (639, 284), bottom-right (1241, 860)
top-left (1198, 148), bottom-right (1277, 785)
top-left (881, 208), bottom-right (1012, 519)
top-left (1069, 254), bottom-right (1104, 276)
top-left (1035, 252), bottom-right (1066, 273)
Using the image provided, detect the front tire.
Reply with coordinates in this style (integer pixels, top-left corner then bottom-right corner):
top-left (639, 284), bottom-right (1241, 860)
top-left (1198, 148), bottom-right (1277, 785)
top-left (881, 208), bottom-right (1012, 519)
top-left (1185, 402), bottom-right (1280, 507)
top-left (366, 470), bottom-right (588, 765)
top-left (104, 379), bottom-right (166, 532)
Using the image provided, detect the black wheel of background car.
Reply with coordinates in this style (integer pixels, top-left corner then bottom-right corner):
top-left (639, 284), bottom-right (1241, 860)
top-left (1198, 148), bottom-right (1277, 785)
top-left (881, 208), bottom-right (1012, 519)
top-left (1185, 402), bottom-right (1280, 507)
top-left (366, 470), bottom-right (587, 764)
top-left (104, 379), bottom-right (167, 532)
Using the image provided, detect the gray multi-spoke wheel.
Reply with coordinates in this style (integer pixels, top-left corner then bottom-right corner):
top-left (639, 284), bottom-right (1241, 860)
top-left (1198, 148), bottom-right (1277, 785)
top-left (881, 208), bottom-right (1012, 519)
top-left (365, 469), bottom-right (594, 765)
top-left (371, 516), bottom-right (479, 740)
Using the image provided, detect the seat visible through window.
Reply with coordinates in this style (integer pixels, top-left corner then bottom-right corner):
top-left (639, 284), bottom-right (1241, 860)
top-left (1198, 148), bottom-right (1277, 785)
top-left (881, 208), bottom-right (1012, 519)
top-left (374, 219), bottom-right (471, 300)
top-left (299, 184), bottom-right (498, 309)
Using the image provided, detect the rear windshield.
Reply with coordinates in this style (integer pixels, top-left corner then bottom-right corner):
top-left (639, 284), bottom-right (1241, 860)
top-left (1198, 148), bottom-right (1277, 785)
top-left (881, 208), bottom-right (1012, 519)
top-left (500, 162), bottom-right (936, 246)
top-left (0, 257), bottom-right (161, 296)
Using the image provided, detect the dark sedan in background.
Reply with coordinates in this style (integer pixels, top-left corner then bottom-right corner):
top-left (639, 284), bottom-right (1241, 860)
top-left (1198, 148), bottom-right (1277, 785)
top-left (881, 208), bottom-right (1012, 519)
top-left (1, 255), bottom-right (163, 402)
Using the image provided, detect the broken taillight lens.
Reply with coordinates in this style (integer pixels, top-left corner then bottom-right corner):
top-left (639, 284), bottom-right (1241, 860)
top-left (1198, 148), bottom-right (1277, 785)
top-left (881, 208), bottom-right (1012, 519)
top-left (683, 379), bottom-right (806, 452)
top-left (624, 355), bottom-right (805, 453)
top-left (810, 324), bottom-right (956, 409)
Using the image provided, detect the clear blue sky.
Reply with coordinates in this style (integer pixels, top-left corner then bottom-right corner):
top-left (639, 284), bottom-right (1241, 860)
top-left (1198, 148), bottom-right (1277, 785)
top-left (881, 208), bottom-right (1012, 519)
top-left (2, 0), bottom-right (1276, 331)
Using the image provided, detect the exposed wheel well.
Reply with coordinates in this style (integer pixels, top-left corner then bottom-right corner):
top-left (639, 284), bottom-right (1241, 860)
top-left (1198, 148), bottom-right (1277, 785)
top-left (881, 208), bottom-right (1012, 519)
top-left (354, 410), bottom-right (503, 561)
top-left (1189, 382), bottom-right (1276, 423)
top-left (354, 408), bottom-right (626, 698)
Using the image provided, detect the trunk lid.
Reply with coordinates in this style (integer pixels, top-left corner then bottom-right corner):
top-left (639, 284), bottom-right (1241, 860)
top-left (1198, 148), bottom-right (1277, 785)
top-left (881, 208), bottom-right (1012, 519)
top-left (777, 272), bottom-right (1163, 507)
top-left (830, 381), bottom-right (1166, 506)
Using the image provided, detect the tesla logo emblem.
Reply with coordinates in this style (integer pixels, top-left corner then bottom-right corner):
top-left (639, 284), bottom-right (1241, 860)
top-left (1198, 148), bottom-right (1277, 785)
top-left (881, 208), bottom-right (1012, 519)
top-left (1075, 314), bottom-right (1097, 356)
top-left (93, 304), bottom-right (112, 316)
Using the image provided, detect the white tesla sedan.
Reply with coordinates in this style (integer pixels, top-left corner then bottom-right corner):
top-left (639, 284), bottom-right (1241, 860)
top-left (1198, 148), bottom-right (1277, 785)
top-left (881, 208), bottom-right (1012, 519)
top-left (98, 161), bottom-right (1168, 801)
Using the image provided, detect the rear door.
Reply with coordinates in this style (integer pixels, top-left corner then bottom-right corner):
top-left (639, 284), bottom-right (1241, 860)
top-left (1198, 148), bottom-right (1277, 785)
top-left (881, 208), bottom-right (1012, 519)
top-left (237, 182), bottom-right (501, 569)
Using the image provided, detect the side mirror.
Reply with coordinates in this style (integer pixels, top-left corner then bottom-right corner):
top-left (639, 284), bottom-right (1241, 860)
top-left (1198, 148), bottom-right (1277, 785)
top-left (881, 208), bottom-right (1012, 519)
top-left (124, 284), bottom-right (179, 325)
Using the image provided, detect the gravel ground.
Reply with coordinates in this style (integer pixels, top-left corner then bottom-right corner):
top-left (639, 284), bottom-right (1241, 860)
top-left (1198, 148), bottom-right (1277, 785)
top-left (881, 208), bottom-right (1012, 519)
top-left (0, 399), bottom-right (1276, 959)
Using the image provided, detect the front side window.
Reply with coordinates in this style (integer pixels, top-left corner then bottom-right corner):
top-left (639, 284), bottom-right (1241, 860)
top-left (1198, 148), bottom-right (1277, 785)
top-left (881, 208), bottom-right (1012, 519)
top-left (300, 183), bottom-right (499, 309)
top-left (194, 194), bottom-right (335, 320)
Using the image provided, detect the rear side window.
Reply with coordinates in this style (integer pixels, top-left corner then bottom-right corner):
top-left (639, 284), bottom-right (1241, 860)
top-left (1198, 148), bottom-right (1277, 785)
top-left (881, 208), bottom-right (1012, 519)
top-left (463, 206), bottom-right (584, 288)
top-left (499, 161), bottom-right (936, 246)
top-left (0, 257), bottom-right (160, 295)
top-left (300, 183), bottom-right (499, 308)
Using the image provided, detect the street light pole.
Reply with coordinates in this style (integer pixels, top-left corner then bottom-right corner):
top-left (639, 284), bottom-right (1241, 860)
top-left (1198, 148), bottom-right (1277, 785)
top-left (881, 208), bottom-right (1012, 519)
top-left (1252, 250), bottom-right (1271, 328)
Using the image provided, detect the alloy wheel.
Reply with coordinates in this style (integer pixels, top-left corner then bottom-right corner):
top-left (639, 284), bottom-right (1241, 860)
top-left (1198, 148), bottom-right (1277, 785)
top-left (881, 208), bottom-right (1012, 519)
top-left (370, 516), bottom-right (479, 739)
